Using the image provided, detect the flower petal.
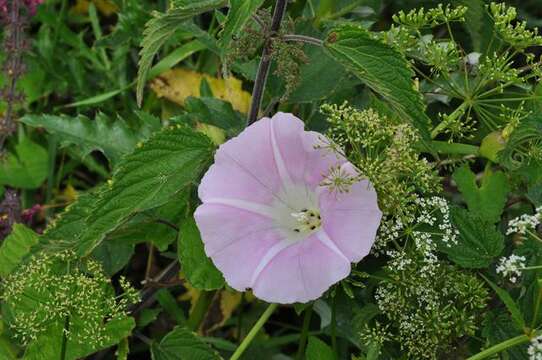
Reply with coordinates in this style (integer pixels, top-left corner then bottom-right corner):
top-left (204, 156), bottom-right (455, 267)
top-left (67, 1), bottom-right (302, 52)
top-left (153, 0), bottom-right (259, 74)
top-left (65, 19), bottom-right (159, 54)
top-left (252, 234), bottom-right (351, 304)
top-left (318, 164), bottom-right (382, 262)
top-left (199, 117), bottom-right (282, 205)
top-left (194, 203), bottom-right (282, 291)
top-left (270, 112), bottom-right (345, 189)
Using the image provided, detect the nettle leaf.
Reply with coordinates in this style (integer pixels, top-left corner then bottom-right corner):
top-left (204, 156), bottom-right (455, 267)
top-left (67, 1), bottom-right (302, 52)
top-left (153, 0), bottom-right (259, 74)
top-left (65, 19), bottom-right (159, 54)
top-left (306, 337), bottom-right (334, 360)
top-left (183, 96), bottom-right (245, 136)
top-left (440, 207), bottom-right (504, 268)
top-left (20, 112), bottom-right (160, 166)
top-left (150, 326), bottom-right (221, 360)
top-left (324, 24), bottom-right (430, 139)
top-left (0, 224), bottom-right (39, 277)
top-left (76, 125), bottom-right (214, 256)
top-left (481, 274), bottom-right (526, 331)
top-left (452, 165), bottom-right (510, 223)
top-left (137, 0), bottom-right (225, 105)
top-left (178, 217), bottom-right (225, 290)
top-left (219, 0), bottom-right (264, 51)
top-left (0, 137), bottom-right (48, 189)
top-left (288, 43), bottom-right (355, 103)
top-left (38, 189), bottom-right (99, 253)
top-left (23, 317), bottom-right (135, 360)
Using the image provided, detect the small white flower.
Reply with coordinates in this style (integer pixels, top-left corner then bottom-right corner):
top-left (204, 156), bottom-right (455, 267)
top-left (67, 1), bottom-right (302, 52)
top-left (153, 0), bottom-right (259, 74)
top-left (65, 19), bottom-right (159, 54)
top-left (528, 335), bottom-right (542, 360)
top-left (507, 207), bottom-right (542, 235)
top-left (496, 254), bottom-right (526, 283)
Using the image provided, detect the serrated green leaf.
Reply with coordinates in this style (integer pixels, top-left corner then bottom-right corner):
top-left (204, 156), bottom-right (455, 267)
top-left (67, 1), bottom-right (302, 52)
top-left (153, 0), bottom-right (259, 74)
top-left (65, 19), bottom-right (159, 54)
top-left (76, 125), bottom-right (214, 256)
top-left (137, 0), bottom-right (225, 106)
top-left (38, 189), bottom-right (99, 253)
top-left (324, 24), bottom-right (430, 138)
top-left (0, 224), bottom-right (39, 277)
top-left (306, 336), bottom-right (334, 360)
top-left (0, 137), bottom-right (48, 189)
top-left (440, 207), bottom-right (504, 268)
top-left (460, 0), bottom-right (496, 54)
top-left (288, 43), bottom-right (354, 103)
top-left (150, 326), bottom-right (221, 360)
top-left (480, 274), bottom-right (526, 332)
top-left (20, 112), bottom-right (160, 166)
top-left (219, 0), bottom-right (264, 51)
top-left (178, 217), bottom-right (224, 290)
top-left (183, 96), bottom-right (245, 136)
top-left (452, 165), bottom-right (510, 223)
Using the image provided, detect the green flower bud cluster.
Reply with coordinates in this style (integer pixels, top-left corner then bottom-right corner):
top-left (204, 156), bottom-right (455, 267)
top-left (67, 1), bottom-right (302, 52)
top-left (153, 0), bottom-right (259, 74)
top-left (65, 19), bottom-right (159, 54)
top-left (321, 102), bottom-right (440, 219)
top-left (1, 250), bottom-right (139, 347)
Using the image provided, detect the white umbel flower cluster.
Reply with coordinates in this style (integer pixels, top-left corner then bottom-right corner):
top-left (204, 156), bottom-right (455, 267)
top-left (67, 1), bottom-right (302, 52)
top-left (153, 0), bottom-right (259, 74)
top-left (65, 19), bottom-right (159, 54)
top-left (496, 254), bottom-right (527, 283)
top-left (507, 206), bottom-right (542, 235)
top-left (528, 335), bottom-right (542, 360)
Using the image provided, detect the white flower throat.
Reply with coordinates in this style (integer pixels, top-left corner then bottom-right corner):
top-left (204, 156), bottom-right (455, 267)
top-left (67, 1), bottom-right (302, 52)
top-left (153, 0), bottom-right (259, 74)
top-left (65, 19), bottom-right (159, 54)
top-left (290, 209), bottom-right (322, 233)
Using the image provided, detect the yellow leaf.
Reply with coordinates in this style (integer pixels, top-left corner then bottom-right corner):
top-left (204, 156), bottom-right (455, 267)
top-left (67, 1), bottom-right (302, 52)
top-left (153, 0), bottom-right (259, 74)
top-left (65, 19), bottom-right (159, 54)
top-left (150, 68), bottom-right (252, 114)
top-left (72, 0), bottom-right (118, 16)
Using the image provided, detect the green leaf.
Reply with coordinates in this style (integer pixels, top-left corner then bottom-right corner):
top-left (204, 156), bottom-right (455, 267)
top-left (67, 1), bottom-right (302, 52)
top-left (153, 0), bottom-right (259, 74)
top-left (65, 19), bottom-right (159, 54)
top-left (324, 24), bottom-right (430, 138)
top-left (0, 224), bottom-right (39, 277)
top-left (76, 125), bottom-right (214, 256)
top-left (452, 165), bottom-right (510, 223)
top-left (0, 336), bottom-right (17, 360)
top-left (91, 240), bottom-right (135, 276)
top-left (288, 43), bottom-right (354, 103)
top-left (440, 207), bottom-right (504, 268)
top-left (150, 327), bottom-right (221, 360)
top-left (0, 137), bottom-right (48, 189)
top-left (183, 96), bottom-right (245, 136)
top-left (480, 274), bottom-right (526, 332)
top-left (306, 336), bottom-right (334, 360)
top-left (459, 0), bottom-right (496, 55)
top-left (219, 0), bottom-right (264, 51)
top-left (178, 217), bottom-right (225, 290)
top-left (148, 40), bottom-right (207, 79)
top-left (37, 189), bottom-right (99, 253)
top-left (23, 317), bottom-right (135, 360)
top-left (20, 112), bottom-right (160, 166)
top-left (137, 0), bottom-right (225, 106)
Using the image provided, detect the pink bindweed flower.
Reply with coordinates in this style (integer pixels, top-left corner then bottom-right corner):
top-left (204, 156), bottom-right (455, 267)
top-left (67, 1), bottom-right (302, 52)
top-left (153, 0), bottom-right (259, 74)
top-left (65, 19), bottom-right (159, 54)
top-left (194, 113), bottom-right (382, 304)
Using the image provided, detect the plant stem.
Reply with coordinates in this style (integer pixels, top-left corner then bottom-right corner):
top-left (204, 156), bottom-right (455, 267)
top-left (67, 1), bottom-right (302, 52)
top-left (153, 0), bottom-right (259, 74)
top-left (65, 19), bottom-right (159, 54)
top-left (60, 316), bottom-right (70, 360)
top-left (466, 333), bottom-right (535, 360)
top-left (187, 290), bottom-right (216, 331)
top-left (531, 286), bottom-right (542, 330)
top-left (247, 0), bottom-right (288, 125)
top-left (296, 304), bottom-right (313, 359)
top-left (283, 34), bottom-right (323, 46)
top-left (230, 303), bottom-right (278, 360)
top-left (331, 295), bottom-right (337, 358)
top-left (427, 141), bottom-right (479, 156)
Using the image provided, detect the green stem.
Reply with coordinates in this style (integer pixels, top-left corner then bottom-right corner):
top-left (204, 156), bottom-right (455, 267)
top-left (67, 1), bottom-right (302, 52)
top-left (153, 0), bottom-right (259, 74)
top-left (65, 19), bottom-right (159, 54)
top-left (60, 316), bottom-right (70, 360)
top-left (186, 290), bottom-right (215, 331)
top-left (426, 141), bottom-right (479, 156)
top-left (331, 295), bottom-right (337, 358)
top-left (230, 303), bottom-right (278, 360)
top-left (466, 334), bottom-right (535, 360)
top-left (431, 101), bottom-right (469, 139)
top-left (296, 304), bottom-right (313, 360)
top-left (531, 286), bottom-right (542, 330)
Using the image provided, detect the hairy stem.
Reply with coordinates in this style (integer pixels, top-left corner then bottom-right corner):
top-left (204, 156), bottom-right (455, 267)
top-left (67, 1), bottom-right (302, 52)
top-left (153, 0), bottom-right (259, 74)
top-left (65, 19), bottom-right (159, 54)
top-left (283, 34), bottom-right (323, 46)
top-left (230, 303), bottom-right (278, 360)
top-left (247, 0), bottom-right (288, 125)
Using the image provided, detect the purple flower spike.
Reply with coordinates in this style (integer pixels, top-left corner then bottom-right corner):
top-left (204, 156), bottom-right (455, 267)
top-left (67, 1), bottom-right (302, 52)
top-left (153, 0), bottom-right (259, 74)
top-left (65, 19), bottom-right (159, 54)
top-left (195, 113), bottom-right (382, 304)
